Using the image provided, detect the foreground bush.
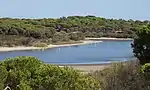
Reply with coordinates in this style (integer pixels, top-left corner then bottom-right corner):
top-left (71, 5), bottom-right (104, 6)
top-left (141, 63), bottom-right (150, 85)
top-left (132, 25), bottom-right (150, 65)
top-left (89, 61), bottom-right (150, 90)
top-left (0, 56), bottom-right (100, 90)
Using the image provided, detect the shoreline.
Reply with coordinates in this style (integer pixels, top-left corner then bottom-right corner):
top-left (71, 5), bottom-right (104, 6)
top-left (57, 60), bottom-right (136, 73)
top-left (0, 40), bottom-right (102, 52)
top-left (86, 37), bottom-right (133, 41)
top-left (58, 63), bottom-right (111, 72)
top-left (0, 37), bottom-right (133, 52)
top-left (67, 64), bottom-right (111, 73)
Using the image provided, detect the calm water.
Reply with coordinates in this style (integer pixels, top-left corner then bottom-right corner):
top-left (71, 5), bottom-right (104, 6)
top-left (0, 40), bottom-right (134, 65)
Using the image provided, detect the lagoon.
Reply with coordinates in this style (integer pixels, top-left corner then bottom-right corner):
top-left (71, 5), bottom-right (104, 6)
top-left (0, 40), bottom-right (133, 65)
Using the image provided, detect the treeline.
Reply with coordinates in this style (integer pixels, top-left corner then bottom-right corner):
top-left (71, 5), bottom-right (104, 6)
top-left (0, 16), bottom-right (149, 46)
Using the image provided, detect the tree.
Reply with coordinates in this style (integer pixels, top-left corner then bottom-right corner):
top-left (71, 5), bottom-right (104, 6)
top-left (69, 32), bottom-right (85, 41)
top-left (52, 31), bottom-right (69, 42)
top-left (132, 25), bottom-right (150, 65)
top-left (0, 62), bottom-right (8, 90)
top-left (35, 64), bottom-right (100, 90)
top-left (3, 56), bottom-right (42, 90)
top-left (0, 56), bottom-right (100, 90)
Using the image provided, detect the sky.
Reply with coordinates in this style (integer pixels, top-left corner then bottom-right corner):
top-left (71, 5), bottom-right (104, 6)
top-left (0, 0), bottom-right (149, 20)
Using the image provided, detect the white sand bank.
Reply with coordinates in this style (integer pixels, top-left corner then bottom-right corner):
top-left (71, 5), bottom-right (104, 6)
top-left (0, 40), bottom-right (102, 52)
top-left (86, 37), bottom-right (133, 40)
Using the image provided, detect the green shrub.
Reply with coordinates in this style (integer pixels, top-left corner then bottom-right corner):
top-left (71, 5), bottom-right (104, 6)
top-left (35, 64), bottom-right (100, 90)
top-left (0, 62), bottom-right (8, 90)
top-left (0, 35), bottom-right (36, 47)
top-left (69, 32), bottom-right (85, 41)
top-left (132, 25), bottom-right (150, 65)
top-left (89, 61), bottom-right (149, 90)
top-left (52, 31), bottom-right (70, 43)
top-left (141, 63), bottom-right (150, 84)
top-left (0, 56), bottom-right (100, 90)
top-left (33, 42), bottom-right (48, 47)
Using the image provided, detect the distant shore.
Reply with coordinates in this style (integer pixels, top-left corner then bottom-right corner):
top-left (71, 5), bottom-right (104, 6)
top-left (0, 37), bottom-right (133, 52)
top-left (0, 40), bottom-right (102, 52)
top-left (86, 37), bottom-right (133, 41)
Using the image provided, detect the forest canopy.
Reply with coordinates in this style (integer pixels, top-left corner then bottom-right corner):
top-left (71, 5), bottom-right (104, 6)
top-left (0, 16), bottom-right (149, 46)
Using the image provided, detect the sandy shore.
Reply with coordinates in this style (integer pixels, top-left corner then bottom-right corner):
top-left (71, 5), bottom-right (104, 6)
top-left (61, 60), bottom-right (136, 73)
top-left (59, 64), bottom-right (111, 73)
top-left (0, 40), bottom-right (102, 52)
top-left (0, 37), bottom-right (133, 52)
top-left (86, 37), bottom-right (133, 40)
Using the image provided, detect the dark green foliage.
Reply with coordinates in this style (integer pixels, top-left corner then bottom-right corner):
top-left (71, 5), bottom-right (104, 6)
top-left (0, 62), bottom-right (8, 90)
top-left (0, 35), bottom-right (35, 47)
top-left (141, 63), bottom-right (150, 84)
top-left (52, 31), bottom-right (69, 42)
top-left (69, 32), bottom-right (85, 41)
top-left (35, 65), bottom-right (99, 90)
top-left (89, 61), bottom-right (150, 90)
top-left (0, 16), bottom-right (148, 46)
top-left (0, 56), bottom-right (100, 90)
top-left (132, 25), bottom-right (150, 65)
top-left (3, 56), bottom-right (42, 90)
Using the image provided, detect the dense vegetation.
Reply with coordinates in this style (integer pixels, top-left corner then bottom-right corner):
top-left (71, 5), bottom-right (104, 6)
top-left (90, 61), bottom-right (150, 90)
top-left (88, 23), bottom-right (150, 90)
top-left (0, 16), bottom-right (149, 46)
top-left (0, 56), bottom-right (100, 90)
top-left (1, 16), bottom-right (150, 90)
top-left (132, 24), bottom-right (150, 65)
top-left (1, 57), bottom-right (150, 90)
